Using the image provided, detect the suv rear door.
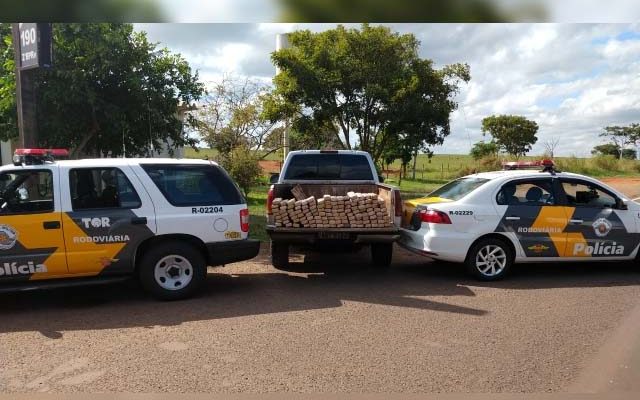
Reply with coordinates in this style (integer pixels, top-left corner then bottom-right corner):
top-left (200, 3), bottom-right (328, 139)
top-left (135, 163), bottom-right (247, 242)
top-left (59, 164), bottom-right (157, 276)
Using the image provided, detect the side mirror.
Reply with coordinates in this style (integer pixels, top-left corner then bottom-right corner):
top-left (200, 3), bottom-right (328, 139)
top-left (269, 173), bottom-right (280, 184)
top-left (378, 175), bottom-right (385, 183)
top-left (618, 199), bottom-right (628, 210)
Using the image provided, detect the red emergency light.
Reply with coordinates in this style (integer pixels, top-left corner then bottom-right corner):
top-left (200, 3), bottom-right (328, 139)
top-left (502, 159), bottom-right (555, 171)
top-left (13, 148), bottom-right (69, 165)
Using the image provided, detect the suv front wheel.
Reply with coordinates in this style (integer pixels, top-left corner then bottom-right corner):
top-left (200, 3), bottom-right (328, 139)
top-left (138, 242), bottom-right (207, 300)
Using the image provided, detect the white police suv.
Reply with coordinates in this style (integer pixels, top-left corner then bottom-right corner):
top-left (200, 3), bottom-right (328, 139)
top-left (0, 149), bottom-right (259, 299)
top-left (399, 160), bottom-right (640, 280)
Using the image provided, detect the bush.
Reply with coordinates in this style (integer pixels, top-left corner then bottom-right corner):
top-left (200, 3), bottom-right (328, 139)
top-left (592, 155), bottom-right (619, 171)
top-left (219, 146), bottom-right (263, 195)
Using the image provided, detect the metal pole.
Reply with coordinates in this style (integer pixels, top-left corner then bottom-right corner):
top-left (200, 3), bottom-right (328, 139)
top-left (276, 33), bottom-right (290, 163)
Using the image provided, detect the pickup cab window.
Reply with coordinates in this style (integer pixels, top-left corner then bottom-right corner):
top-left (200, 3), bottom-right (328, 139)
top-left (284, 154), bottom-right (374, 181)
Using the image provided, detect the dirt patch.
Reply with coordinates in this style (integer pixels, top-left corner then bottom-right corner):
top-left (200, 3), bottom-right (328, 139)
top-left (600, 177), bottom-right (640, 200)
top-left (258, 160), bottom-right (281, 174)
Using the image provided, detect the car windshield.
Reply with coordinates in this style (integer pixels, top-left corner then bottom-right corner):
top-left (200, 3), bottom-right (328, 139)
top-left (427, 177), bottom-right (489, 201)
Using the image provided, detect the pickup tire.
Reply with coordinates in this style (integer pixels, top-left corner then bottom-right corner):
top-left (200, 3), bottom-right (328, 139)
top-left (371, 243), bottom-right (393, 268)
top-left (138, 242), bottom-right (207, 300)
top-left (271, 241), bottom-right (289, 268)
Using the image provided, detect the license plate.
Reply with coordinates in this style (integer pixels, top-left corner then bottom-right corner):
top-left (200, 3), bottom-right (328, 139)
top-left (318, 231), bottom-right (351, 240)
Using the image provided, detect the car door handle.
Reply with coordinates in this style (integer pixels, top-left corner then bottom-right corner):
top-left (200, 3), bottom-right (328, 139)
top-left (569, 219), bottom-right (584, 224)
top-left (43, 221), bottom-right (61, 230)
top-left (131, 217), bottom-right (147, 225)
top-left (505, 216), bottom-right (520, 221)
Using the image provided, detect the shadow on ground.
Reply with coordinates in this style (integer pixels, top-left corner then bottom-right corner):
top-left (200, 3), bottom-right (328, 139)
top-left (1, 245), bottom-right (638, 338)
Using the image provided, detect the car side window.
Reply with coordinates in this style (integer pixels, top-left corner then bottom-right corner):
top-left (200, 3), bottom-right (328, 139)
top-left (70, 168), bottom-right (141, 210)
top-left (0, 170), bottom-right (54, 214)
top-left (561, 180), bottom-right (618, 209)
top-left (496, 179), bottom-right (555, 206)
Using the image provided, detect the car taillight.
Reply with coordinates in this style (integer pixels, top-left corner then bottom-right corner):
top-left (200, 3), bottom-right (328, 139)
top-left (394, 190), bottom-right (402, 217)
top-left (240, 208), bottom-right (250, 232)
top-left (267, 186), bottom-right (274, 215)
top-left (419, 209), bottom-right (452, 224)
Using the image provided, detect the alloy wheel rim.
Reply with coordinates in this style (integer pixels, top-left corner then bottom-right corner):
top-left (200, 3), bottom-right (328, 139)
top-left (475, 245), bottom-right (507, 276)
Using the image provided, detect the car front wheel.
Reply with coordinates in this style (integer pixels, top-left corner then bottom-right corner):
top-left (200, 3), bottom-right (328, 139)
top-left (465, 238), bottom-right (513, 281)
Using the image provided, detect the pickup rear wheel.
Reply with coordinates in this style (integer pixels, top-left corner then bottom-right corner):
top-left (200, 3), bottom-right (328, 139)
top-left (271, 241), bottom-right (289, 269)
top-left (371, 243), bottom-right (393, 268)
top-left (138, 242), bottom-right (206, 300)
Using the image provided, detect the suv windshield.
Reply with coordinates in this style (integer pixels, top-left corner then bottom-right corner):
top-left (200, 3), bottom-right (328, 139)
top-left (283, 154), bottom-right (374, 181)
top-left (427, 177), bottom-right (489, 201)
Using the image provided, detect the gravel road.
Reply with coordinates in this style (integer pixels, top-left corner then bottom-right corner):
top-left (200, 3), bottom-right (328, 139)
top-left (1, 245), bottom-right (640, 393)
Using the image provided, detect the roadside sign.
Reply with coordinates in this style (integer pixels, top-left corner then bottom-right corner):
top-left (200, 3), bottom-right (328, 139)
top-left (17, 23), bottom-right (52, 70)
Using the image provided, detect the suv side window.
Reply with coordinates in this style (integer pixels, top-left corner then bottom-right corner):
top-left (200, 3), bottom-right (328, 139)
top-left (0, 170), bottom-right (54, 214)
top-left (141, 164), bottom-right (243, 206)
top-left (70, 168), bottom-right (141, 210)
top-left (496, 179), bottom-right (556, 206)
top-left (561, 180), bottom-right (618, 209)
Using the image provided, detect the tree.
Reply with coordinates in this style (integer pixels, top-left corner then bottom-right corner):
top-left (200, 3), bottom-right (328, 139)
top-left (469, 140), bottom-right (498, 160)
top-left (264, 24), bottom-right (470, 164)
top-left (591, 143), bottom-right (636, 160)
top-left (542, 137), bottom-right (560, 158)
top-left (0, 23), bottom-right (204, 157)
top-left (600, 124), bottom-right (640, 160)
top-left (481, 115), bottom-right (538, 158)
top-left (219, 146), bottom-right (263, 196)
top-left (197, 76), bottom-right (284, 160)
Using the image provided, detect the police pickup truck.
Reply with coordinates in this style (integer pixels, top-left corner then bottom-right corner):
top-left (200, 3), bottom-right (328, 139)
top-left (0, 148), bottom-right (259, 299)
top-left (266, 150), bottom-right (402, 268)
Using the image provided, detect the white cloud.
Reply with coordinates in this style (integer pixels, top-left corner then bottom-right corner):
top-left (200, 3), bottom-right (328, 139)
top-left (138, 23), bottom-right (640, 156)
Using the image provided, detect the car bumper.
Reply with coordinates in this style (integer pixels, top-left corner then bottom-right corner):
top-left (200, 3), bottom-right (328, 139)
top-left (205, 239), bottom-right (260, 266)
top-left (399, 227), bottom-right (472, 263)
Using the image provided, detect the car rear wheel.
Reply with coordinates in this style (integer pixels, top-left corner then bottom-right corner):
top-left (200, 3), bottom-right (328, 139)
top-left (465, 238), bottom-right (513, 281)
top-left (138, 242), bottom-right (206, 300)
top-left (271, 241), bottom-right (289, 268)
top-left (371, 243), bottom-right (393, 268)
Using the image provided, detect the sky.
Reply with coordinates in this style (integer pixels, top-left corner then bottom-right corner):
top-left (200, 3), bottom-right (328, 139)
top-left (135, 23), bottom-right (640, 157)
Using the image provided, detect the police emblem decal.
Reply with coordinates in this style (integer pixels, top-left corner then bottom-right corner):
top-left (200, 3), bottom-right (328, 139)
top-left (592, 218), bottom-right (612, 237)
top-left (0, 225), bottom-right (18, 250)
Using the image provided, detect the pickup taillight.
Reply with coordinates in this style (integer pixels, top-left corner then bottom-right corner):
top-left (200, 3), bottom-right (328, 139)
top-left (394, 190), bottom-right (403, 217)
top-left (267, 186), bottom-right (274, 215)
top-left (418, 209), bottom-right (452, 224)
top-left (240, 208), bottom-right (250, 232)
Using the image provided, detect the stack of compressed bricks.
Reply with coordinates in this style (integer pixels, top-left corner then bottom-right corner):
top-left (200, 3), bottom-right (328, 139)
top-left (272, 192), bottom-right (390, 228)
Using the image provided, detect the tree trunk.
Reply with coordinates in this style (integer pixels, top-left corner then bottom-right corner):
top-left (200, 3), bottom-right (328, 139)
top-left (411, 149), bottom-right (418, 180)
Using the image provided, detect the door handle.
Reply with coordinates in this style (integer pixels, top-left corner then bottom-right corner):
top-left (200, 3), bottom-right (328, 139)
top-left (505, 216), bottom-right (520, 221)
top-left (569, 219), bottom-right (584, 224)
top-left (131, 217), bottom-right (147, 225)
top-left (43, 221), bottom-right (61, 230)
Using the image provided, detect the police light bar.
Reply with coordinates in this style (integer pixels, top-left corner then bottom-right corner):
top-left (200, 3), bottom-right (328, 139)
top-left (502, 159), bottom-right (555, 170)
top-left (13, 148), bottom-right (70, 166)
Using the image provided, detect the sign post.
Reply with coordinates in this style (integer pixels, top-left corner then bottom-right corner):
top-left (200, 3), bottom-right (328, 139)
top-left (11, 23), bottom-right (53, 149)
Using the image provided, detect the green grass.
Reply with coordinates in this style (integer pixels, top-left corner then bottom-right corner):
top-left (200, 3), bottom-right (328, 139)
top-left (184, 147), bottom-right (281, 161)
top-left (246, 184), bottom-right (270, 242)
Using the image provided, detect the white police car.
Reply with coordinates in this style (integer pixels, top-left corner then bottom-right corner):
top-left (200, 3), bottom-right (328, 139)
top-left (0, 148), bottom-right (259, 299)
top-left (399, 160), bottom-right (640, 280)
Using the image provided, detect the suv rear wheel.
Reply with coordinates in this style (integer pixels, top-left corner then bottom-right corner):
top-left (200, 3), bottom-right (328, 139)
top-left (138, 242), bottom-right (207, 300)
top-left (465, 237), bottom-right (513, 281)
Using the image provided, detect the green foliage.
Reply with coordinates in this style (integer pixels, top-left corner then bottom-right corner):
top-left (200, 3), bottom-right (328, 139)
top-left (198, 76), bottom-right (283, 161)
top-left (219, 146), bottom-right (263, 196)
top-left (264, 24), bottom-right (470, 163)
top-left (469, 140), bottom-right (498, 160)
top-left (279, 0), bottom-right (525, 22)
top-left (599, 124), bottom-right (640, 160)
top-left (591, 143), bottom-right (636, 160)
top-left (0, 23), bottom-right (204, 157)
top-left (481, 114), bottom-right (538, 158)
